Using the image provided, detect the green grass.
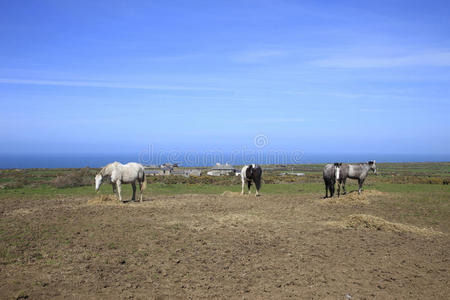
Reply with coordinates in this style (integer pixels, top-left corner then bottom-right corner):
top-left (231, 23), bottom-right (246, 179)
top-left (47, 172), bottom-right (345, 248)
top-left (1, 181), bottom-right (448, 199)
top-left (0, 162), bottom-right (448, 199)
top-left (372, 182), bottom-right (450, 193)
top-left (0, 183), bottom-right (323, 198)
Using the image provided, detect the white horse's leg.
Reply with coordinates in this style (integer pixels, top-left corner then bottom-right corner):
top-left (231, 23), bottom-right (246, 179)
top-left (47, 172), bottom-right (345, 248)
top-left (116, 180), bottom-right (123, 202)
top-left (131, 182), bottom-right (136, 201)
top-left (241, 179), bottom-right (245, 195)
top-left (138, 181), bottom-right (143, 203)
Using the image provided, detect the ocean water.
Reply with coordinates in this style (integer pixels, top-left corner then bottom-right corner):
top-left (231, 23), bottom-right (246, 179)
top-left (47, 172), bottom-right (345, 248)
top-left (0, 152), bottom-right (448, 169)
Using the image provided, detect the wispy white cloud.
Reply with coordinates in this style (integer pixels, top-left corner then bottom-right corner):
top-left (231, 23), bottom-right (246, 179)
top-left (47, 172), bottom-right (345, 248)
top-left (359, 108), bottom-right (387, 113)
top-left (130, 53), bottom-right (205, 63)
top-left (244, 117), bottom-right (305, 123)
top-left (311, 50), bottom-right (450, 68)
top-left (282, 89), bottom-right (441, 103)
top-left (231, 49), bottom-right (288, 63)
top-left (0, 78), bottom-right (224, 91)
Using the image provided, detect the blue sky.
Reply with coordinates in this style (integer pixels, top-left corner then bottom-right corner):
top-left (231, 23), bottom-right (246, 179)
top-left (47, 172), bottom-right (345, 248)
top-left (1, 0), bottom-right (449, 155)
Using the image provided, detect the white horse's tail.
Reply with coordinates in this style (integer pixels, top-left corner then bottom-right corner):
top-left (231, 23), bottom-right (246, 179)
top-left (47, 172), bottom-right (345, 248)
top-left (141, 173), bottom-right (147, 191)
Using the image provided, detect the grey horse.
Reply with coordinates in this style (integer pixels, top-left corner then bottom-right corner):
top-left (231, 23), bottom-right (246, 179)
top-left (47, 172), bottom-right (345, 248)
top-left (323, 163), bottom-right (342, 198)
top-left (241, 164), bottom-right (263, 196)
top-left (337, 161), bottom-right (377, 196)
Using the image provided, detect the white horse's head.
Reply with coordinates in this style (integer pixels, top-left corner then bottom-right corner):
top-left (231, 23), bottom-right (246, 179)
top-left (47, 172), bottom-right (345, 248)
top-left (95, 174), bottom-right (103, 191)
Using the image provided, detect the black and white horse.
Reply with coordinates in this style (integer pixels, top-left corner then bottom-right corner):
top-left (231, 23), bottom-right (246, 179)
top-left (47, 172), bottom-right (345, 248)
top-left (337, 161), bottom-right (377, 196)
top-left (323, 163), bottom-right (341, 198)
top-left (240, 164), bottom-right (262, 196)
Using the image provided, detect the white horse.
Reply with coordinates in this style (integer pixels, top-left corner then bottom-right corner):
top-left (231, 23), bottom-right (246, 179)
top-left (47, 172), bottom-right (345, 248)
top-left (95, 162), bottom-right (147, 202)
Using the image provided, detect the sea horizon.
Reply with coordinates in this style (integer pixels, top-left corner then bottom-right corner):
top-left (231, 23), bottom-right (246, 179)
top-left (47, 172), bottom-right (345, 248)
top-left (0, 152), bottom-right (449, 169)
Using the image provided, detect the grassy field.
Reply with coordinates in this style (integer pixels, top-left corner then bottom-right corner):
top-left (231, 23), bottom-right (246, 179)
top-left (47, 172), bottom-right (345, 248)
top-left (1, 162), bottom-right (449, 190)
top-left (0, 162), bottom-right (449, 298)
top-left (1, 163), bottom-right (448, 229)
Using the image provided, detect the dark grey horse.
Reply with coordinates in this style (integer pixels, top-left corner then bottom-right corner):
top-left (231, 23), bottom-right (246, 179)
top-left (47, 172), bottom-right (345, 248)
top-left (337, 161), bottom-right (377, 196)
top-left (240, 164), bottom-right (263, 196)
top-left (323, 163), bottom-right (342, 198)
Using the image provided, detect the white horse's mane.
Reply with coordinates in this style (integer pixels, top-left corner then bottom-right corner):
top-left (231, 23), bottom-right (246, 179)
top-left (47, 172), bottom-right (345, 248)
top-left (99, 161), bottom-right (121, 176)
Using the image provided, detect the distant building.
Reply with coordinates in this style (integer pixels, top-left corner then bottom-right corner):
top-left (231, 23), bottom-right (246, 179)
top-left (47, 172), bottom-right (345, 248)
top-left (145, 164), bottom-right (159, 169)
top-left (144, 164), bottom-right (201, 177)
top-left (144, 163), bottom-right (173, 176)
top-left (188, 169), bottom-right (202, 177)
top-left (161, 166), bottom-right (172, 175)
top-left (145, 169), bottom-right (162, 176)
top-left (172, 169), bottom-right (202, 177)
top-left (160, 163), bottom-right (178, 169)
top-left (280, 172), bottom-right (305, 176)
top-left (207, 163), bottom-right (236, 176)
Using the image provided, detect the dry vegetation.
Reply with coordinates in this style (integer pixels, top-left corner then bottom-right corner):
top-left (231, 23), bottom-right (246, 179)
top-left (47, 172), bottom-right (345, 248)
top-left (51, 167), bottom-right (93, 188)
top-left (327, 214), bottom-right (443, 236)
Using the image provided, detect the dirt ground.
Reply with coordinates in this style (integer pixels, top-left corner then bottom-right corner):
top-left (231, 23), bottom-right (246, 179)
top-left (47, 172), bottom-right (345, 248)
top-left (0, 191), bottom-right (449, 299)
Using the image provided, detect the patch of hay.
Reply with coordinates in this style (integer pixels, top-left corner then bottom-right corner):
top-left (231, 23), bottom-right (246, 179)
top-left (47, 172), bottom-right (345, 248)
top-left (319, 190), bottom-right (386, 206)
top-left (220, 191), bottom-right (242, 197)
top-left (319, 194), bottom-right (369, 205)
top-left (87, 194), bottom-right (119, 205)
top-left (363, 190), bottom-right (386, 196)
top-left (328, 214), bottom-right (443, 236)
top-left (7, 208), bottom-right (37, 216)
top-left (215, 213), bottom-right (262, 224)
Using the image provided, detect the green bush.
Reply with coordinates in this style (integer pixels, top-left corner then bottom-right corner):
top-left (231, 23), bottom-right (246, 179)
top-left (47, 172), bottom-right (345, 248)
top-left (0, 177), bottom-right (27, 189)
top-left (51, 167), bottom-right (93, 188)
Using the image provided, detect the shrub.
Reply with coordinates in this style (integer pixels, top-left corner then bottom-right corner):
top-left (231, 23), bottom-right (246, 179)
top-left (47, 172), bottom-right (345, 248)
top-left (0, 177), bottom-right (27, 189)
top-left (52, 167), bottom-right (92, 188)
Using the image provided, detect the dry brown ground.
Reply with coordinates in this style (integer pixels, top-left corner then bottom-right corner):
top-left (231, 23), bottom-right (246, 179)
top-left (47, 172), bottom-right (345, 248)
top-left (0, 191), bottom-right (449, 299)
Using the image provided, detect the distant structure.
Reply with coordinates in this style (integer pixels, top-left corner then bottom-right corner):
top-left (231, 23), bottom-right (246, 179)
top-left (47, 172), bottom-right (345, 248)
top-left (280, 167), bottom-right (304, 176)
top-left (280, 172), bottom-right (305, 176)
top-left (207, 163), bottom-right (236, 176)
top-left (160, 163), bottom-right (178, 169)
top-left (173, 169), bottom-right (202, 177)
top-left (161, 165), bottom-right (173, 175)
top-left (144, 163), bottom-right (201, 177)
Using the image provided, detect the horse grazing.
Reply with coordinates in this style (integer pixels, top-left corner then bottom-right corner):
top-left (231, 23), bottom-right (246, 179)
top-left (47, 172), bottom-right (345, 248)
top-left (337, 161), bottom-right (377, 196)
top-left (323, 163), bottom-right (342, 198)
top-left (95, 162), bottom-right (147, 202)
top-left (241, 164), bottom-right (263, 196)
